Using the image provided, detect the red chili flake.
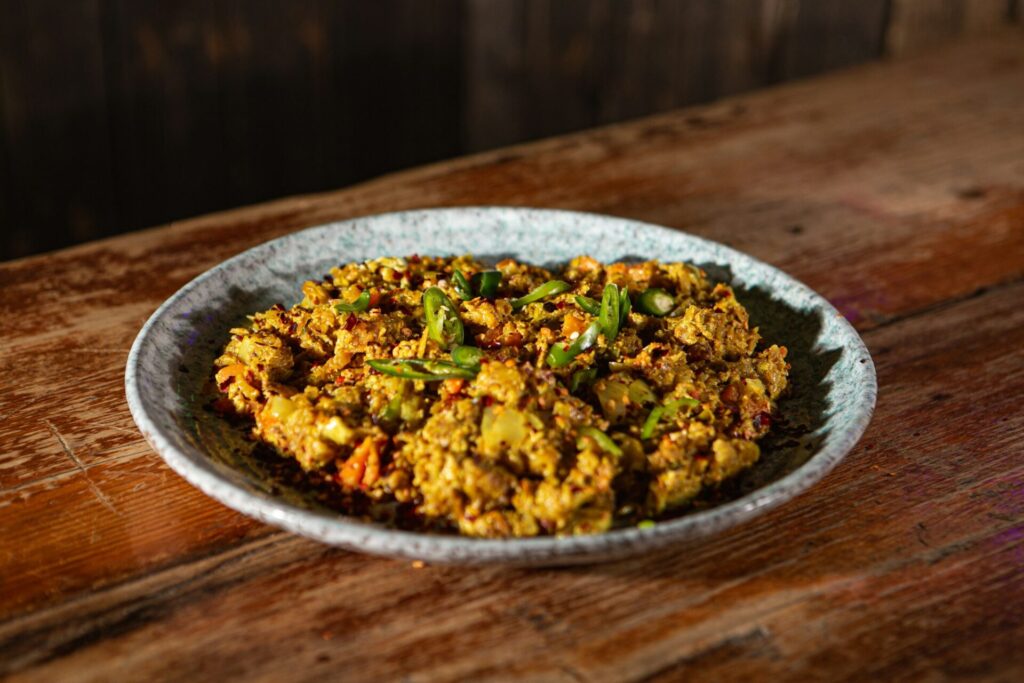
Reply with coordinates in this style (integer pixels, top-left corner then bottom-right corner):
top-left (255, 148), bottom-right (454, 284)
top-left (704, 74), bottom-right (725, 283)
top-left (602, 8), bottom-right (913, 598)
top-left (336, 376), bottom-right (345, 384)
top-left (555, 301), bottom-right (566, 309)
top-left (720, 290), bottom-right (732, 298)
top-left (753, 412), bottom-right (773, 429)
top-left (408, 254), bottom-right (421, 263)
top-left (344, 315), bottom-right (358, 330)
top-left (482, 396), bottom-right (495, 407)
top-left (721, 384), bottom-right (739, 404)
top-left (217, 378), bottom-right (234, 391)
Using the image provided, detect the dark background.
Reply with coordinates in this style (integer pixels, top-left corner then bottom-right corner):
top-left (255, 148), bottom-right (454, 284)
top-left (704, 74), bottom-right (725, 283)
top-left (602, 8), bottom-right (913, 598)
top-left (1, 0), bottom-right (1018, 260)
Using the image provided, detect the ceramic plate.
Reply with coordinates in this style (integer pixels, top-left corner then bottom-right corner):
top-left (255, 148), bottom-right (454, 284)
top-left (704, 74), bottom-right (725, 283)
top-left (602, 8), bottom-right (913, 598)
top-left (125, 207), bottom-right (876, 565)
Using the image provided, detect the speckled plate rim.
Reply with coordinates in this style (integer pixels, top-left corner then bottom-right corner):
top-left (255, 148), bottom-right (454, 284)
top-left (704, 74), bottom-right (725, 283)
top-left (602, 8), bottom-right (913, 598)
top-left (126, 207), bottom-right (876, 565)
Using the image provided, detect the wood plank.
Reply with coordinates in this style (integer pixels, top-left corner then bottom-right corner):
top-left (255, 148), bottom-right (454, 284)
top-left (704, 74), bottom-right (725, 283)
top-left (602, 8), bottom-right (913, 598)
top-left (887, 0), bottom-right (1013, 56)
top-left (1, 26), bottom-right (1023, 628)
top-left (0, 0), bottom-right (116, 258)
top-left (2, 275), bottom-right (1021, 681)
top-left (98, 0), bottom-right (227, 232)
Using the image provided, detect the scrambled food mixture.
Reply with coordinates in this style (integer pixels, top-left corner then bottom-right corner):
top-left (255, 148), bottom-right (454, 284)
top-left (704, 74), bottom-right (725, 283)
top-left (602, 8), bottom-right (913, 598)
top-left (213, 255), bottom-right (789, 537)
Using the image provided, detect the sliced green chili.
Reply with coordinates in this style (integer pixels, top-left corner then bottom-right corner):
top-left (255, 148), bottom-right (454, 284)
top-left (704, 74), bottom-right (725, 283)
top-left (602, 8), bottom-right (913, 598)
top-left (451, 344), bottom-right (484, 370)
top-left (636, 288), bottom-right (675, 317)
top-left (577, 426), bottom-right (623, 457)
top-left (423, 287), bottom-right (464, 349)
top-left (471, 270), bottom-right (502, 298)
top-left (569, 367), bottom-right (598, 393)
top-left (641, 396), bottom-right (701, 439)
top-left (334, 290), bottom-right (371, 313)
top-left (619, 287), bottom-right (632, 326)
top-left (452, 269), bottom-right (473, 301)
top-left (511, 280), bottom-right (571, 310)
top-left (546, 321), bottom-right (601, 368)
top-left (367, 358), bottom-right (476, 381)
top-left (599, 283), bottom-right (621, 342)
top-left (574, 295), bottom-right (601, 316)
top-left (637, 520), bottom-right (656, 530)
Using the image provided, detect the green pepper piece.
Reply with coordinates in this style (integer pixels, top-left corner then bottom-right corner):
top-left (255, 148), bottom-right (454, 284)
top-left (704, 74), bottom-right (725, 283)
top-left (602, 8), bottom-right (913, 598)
top-left (636, 288), bottom-right (675, 317)
top-left (379, 393), bottom-right (403, 424)
top-left (452, 269), bottom-right (473, 301)
top-left (451, 345), bottom-right (484, 370)
top-left (423, 287), bottom-right (464, 349)
top-left (334, 290), bottom-right (371, 313)
top-left (569, 367), bottom-right (597, 393)
top-left (546, 321), bottom-right (601, 368)
top-left (640, 396), bottom-right (701, 439)
top-left (471, 270), bottom-right (502, 298)
top-left (577, 426), bottom-right (623, 457)
top-left (619, 287), bottom-right (631, 326)
top-left (599, 283), bottom-right (621, 342)
top-left (511, 280), bottom-right (571, 310)
top-left (367, 358), bottom-right (476, 381)
top-left (574, 295), bottom-right (601, 316)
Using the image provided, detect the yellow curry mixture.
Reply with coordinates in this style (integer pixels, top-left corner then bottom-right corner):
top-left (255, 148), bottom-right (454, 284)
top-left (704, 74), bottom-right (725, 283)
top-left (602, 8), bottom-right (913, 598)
top-left (213, 255), bottom-right (789, 537)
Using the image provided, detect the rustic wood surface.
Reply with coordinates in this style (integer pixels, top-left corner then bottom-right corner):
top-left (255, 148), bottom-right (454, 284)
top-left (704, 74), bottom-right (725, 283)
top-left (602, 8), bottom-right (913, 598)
top-left (6, 0), bottom-right (1021, 261)
top-left (2, 30), bottom-right (1023, 682)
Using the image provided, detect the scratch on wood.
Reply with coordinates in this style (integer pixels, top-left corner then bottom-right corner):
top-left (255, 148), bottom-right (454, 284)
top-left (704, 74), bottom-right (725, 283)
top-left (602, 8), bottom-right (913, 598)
top-left (43, 420), bottom-right (120, 516)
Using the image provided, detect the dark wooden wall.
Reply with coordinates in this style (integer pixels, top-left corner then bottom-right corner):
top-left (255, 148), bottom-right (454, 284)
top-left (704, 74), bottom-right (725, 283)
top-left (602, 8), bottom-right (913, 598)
top-left (0, 0), bottom-right (1018, 260)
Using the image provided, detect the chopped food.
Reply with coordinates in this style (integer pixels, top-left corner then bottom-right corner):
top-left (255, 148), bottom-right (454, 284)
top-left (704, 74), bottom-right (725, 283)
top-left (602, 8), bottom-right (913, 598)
top-left (212, 254), bottom-right (790, 537)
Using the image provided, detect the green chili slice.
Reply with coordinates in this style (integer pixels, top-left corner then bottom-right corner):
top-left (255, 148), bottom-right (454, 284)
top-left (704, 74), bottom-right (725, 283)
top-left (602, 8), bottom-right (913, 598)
top-left (451, 344), bottom-right (484, 370)
top-left (546, 321), bottom-right (601, 368)
top-left (569, 367), bottom-right (597, 393)
top-left (574, 295), bottom-right (601, 316)
top-left (334, 290), bottom-right (371, 313)
top-left (641, 396), bottom-right (701, 439)
top-left (471, 270), bottom-right (502, 298)
top-left (577, 426), bottom-right (623, 457)
top-left (423, 287), bottom-right (464, 349)
top-left (619, 287), bottom-right (631, 326)
top-left (599, 283), bottom-right (621, 342)
top-left (636, 288), bottom-right (675, 317)
top-left (452, 269), bottom-right (473, 301)
top-left (367, 358), bottom-right (476, 381)
top-left (511, 280), bottom-right (571, 310)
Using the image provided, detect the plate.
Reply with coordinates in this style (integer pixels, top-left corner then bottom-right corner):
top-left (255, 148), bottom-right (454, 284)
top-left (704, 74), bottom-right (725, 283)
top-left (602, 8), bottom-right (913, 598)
top-left (125, 207), bottom-right (876, 565)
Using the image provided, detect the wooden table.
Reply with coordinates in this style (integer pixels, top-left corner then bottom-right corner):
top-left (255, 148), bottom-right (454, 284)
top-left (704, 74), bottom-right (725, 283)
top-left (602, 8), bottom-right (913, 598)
top-left (2, 30), bottom-right (1023, 682)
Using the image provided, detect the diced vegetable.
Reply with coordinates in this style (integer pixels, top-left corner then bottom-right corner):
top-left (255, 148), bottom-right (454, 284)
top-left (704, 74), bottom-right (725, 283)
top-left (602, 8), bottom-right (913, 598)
top-left (627, 379), bottom-right (657, 405)
top-left (594, 379), bottom-right (630, 422)
top-left (321, 416), bottom-right (355, 445)
top-left (570, 367), bottom-right (598, 393)
top-left (481, 406), bottom-right (528, 453)
top-left (266, 395), bottom-right (296, 421)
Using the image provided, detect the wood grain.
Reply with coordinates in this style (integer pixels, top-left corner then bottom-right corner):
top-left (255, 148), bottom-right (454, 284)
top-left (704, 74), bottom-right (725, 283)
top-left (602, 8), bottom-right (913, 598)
top-left (11, 0), bottom-right (1011, 259)
top-left (1, 30), bottom-right (1024, 681)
